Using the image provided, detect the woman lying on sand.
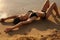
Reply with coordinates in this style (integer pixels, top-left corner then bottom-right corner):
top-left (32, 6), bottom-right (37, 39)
top-left (0, 0), bottom-right (60, 33)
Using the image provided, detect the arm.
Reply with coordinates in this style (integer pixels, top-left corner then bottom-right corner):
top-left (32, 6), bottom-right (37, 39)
top-left (0, 15), bottom-right (18, 22)
top-left (3, 15), bottom-right (18, 20)
top-left (4, 16), bottom-right (37, 32)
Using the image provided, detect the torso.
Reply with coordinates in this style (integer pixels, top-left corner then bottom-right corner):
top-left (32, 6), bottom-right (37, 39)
top-left (17, 10), bottom-right (45, 21)
top-left (18, 15), bottom-right (28, 21)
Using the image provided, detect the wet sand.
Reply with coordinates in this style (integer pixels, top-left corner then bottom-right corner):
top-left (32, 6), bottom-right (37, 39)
top-left (0, 0), bottom-right (60, 40)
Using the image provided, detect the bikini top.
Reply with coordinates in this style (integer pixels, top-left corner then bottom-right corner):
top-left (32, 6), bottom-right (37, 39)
top-left (28, 10), bottom-right (38, 18)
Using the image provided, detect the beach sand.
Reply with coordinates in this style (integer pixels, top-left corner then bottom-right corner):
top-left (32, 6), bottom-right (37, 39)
top-left (0, 9), bottom-right (60, 40)
top-left (0, 0), bottom-right (60, 40)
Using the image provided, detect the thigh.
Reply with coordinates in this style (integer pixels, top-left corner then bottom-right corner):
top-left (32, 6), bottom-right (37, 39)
top-left (41, 0), bottom-right (50, 12)
top-left (46, 2), bottom-right (55, 17)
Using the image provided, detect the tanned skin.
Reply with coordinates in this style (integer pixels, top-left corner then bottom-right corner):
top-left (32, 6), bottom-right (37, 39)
top-left (0, 0), bottom-right (59, 33)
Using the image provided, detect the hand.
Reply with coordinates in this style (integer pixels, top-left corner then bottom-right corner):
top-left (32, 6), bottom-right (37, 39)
top-left (0, 18), bottom-right (5, 22)
top-left (4, 28), bottom-right (12, 33)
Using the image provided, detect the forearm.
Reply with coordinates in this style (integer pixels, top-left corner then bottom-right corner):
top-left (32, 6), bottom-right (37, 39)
top-left (4, 15), bottom-right (18, 20)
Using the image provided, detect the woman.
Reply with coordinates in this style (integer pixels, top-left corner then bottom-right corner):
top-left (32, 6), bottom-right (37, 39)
top-left (1, 0), bottom-right (60, 33)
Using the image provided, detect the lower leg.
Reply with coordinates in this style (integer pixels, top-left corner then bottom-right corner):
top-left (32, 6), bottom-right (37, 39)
top-left (46, 2), bottom-right (60, 18)
top-left (53, 3), bottom-right (60, 16)
top-left (41, 0), bottom-right (50, 12)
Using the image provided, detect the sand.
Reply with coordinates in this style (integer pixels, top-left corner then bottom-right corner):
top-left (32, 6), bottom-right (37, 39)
top-left (0, 10), bottom-right (60, 40)
top-left (0, 1), bottom-right (60, 39)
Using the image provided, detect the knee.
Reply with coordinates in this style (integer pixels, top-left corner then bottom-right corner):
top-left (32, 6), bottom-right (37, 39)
top-left (52, 2), bottom-right (56, 6)
top-left (49, 2), bottom-right (57, 9)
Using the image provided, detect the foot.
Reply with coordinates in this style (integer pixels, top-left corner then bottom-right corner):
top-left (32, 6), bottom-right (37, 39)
top-left (4, 28), bottom-right (13, 33)
top-left (0, 18), bottom-right (5, 22)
